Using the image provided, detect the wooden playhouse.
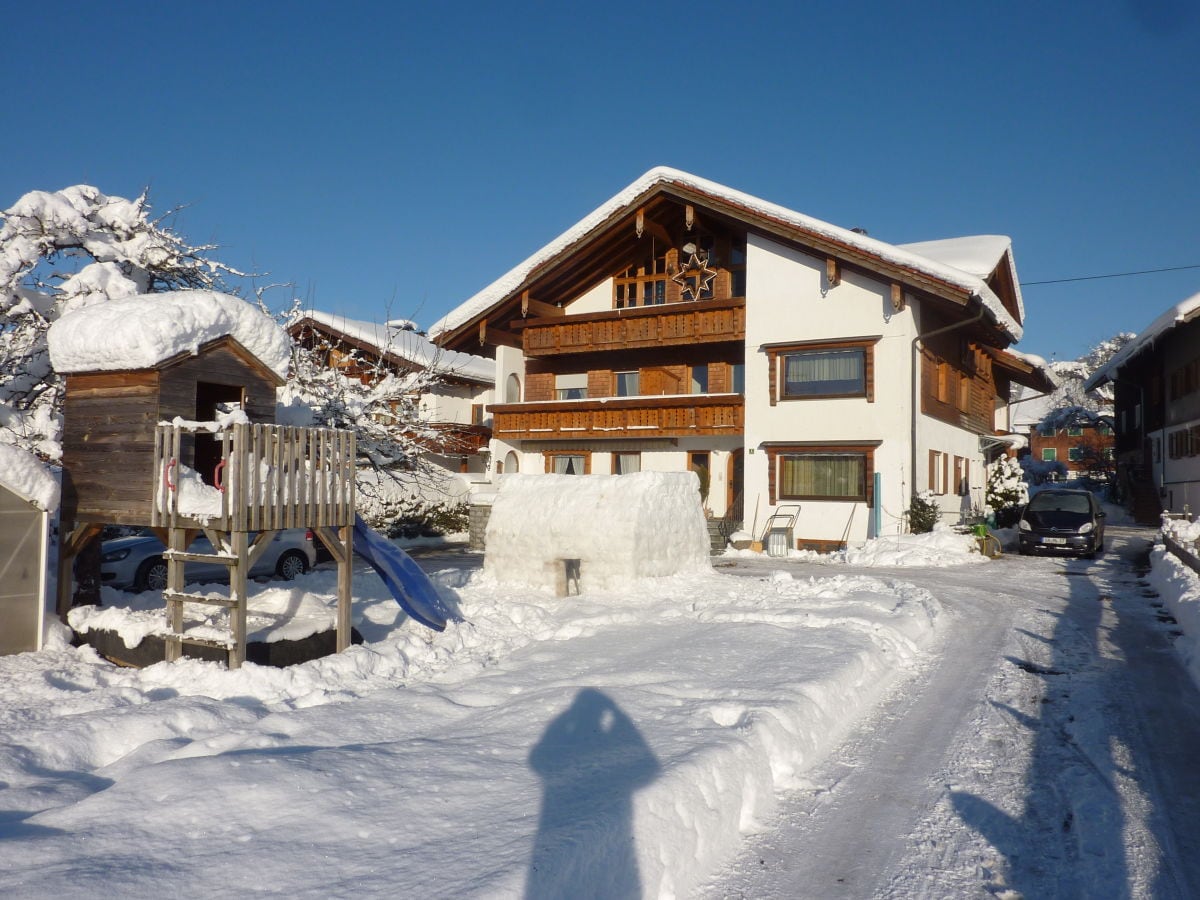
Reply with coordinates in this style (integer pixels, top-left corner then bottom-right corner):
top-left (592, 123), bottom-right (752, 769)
top-left (51, 291), bottom-right (358, 668)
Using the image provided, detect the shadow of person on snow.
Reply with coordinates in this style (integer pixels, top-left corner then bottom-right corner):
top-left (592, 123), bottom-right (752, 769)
top-left (525, 688), bottom-right (661, 899)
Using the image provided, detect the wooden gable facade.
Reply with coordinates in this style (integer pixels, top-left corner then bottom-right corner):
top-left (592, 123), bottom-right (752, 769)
top-left (61, 335), bottom-right (282, 527)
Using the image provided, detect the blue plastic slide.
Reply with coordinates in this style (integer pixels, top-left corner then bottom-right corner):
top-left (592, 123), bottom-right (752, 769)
top-left (352, 514), bottom-right (460, 632)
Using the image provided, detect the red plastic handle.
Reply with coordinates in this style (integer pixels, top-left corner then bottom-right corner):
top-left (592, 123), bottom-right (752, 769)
top-left (164, 458), bottom-right (177, 492)
top-left (214, 459), bottom-right (227, 493)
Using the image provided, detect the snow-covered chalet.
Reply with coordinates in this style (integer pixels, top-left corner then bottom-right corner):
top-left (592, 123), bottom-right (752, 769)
top-left (432, 168), bottom-right (1054, 550)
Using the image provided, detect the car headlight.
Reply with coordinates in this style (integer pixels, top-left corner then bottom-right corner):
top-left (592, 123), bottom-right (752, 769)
top-left (102, 548), bottom-right (131, 562)
top-left (1078, 522), bottom-right (1094, 534)
top-left (1019, 519), bottom-right (1031, 531)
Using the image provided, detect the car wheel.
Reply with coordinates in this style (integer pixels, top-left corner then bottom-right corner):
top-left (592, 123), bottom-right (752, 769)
top-left (136, 557), bottom-right (168, 592)
top-left (275, 550), bottom-right (309, 581)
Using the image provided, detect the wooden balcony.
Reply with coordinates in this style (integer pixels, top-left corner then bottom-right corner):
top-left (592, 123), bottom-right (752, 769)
top-left (490, 394), bottom-right (744, 441)
top-left (425, 422), bottom-right (491, 455)
top-left (520, 297), bottom-right (745, 357)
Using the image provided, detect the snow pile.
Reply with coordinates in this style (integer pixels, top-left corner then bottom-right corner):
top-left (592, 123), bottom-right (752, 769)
top-left (838, 525), bottom-right (983, 567)
top-left (0, 558), bottom-right (943, 898)
top-left (724, 525), bottom-right (984, 567)
top-left (0, 442), bottom-right (59, 511)
top-left (484, 472), bottom-right (711, 592)
top-left (46, 290), bottom-right (291, 379)
top-left (1149, 545), bottom-right (1200, 689)
top-left (1162, 515), bottom-right (1200, 544)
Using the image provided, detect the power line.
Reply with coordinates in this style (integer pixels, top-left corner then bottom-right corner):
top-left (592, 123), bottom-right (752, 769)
top-left (1021, 263), bottom-right (1200, 286)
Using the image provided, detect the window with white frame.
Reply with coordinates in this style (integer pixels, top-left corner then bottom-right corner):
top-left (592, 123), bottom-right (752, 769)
top-left (551, 454), bottom-right (586, 475)
top-left (929, 450), bottom-right (947, 495)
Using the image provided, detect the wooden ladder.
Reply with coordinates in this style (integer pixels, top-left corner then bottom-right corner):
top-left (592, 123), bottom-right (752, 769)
top-left (163, 527), bottom-right (250, 668)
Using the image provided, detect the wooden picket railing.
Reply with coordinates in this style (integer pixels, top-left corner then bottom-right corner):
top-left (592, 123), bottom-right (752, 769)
top-left (152, 422), bottom-right (356, 531)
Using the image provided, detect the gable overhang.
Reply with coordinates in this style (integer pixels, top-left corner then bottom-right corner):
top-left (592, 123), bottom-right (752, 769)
top-left (432, 167), bottom-right (1023, 353)
top-left (159, 334), bottom-right (286, 387)
top-left (985, 346), bottom-right (1057, 393)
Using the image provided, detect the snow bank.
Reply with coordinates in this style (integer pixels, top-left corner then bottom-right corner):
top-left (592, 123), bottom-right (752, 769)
top-left (0, 443), bottom-right (59, 511)
top-left (47, 290), bottom-right (290, 379)
top-left (1149, 543), bottom-right (1200, 690)
top-left (484, 472), bottom-right (711, 591)
top-left (724, 524), bottom-right (984, 567)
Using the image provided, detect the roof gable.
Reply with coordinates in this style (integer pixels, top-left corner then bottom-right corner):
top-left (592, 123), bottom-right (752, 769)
top-left (432, 167), bottom-right (1023, 349)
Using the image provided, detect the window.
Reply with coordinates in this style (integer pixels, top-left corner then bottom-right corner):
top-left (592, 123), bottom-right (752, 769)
top-left (505, 373), bottom-right (521, 404)
top-left (731, 363), bottom-right (745, 394)
top-left (690, 365), bottom-right (709, 394)
top-left (550, 454), bottom-right (586, 475)
top-left (555, 373), bottom-right (588, 401)
top-left (1042, 448), bottom-right (1057, 462)
top-left (614, 452), bottom-right (640, 475)
top-left (929, 450), bottom-right (947, 495)
top-left (616, 371), bottom-right (640, 397)
top-left (1038, 423), bottom-right (1056, 438)
top-left (1067, 425), bottom-right (1083, 437)
top-left (957, 375), bottom-right (971, 412)
top-left (783, 348), bottom-right (866, 398)
top-left (1068, 447), bottom-right (1083, 462)
top-left (780, 453), bottom-right (867, 501)
top-left (953, 456), bottom-right (969, 495)
top-left (503, 451), bottom-right (519, 474)
top-left (936, 363), bottom-right (951, 404)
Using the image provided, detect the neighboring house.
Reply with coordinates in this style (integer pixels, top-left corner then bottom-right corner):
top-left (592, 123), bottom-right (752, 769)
top-left (1009, 385), bottom-right (1114, 479)
top-left (288, 311), bottom-right (495, 485)
top-left (1086, 290), bottom-right (1200, 519)
top-left (431, 167), bottom-right (1054, 550)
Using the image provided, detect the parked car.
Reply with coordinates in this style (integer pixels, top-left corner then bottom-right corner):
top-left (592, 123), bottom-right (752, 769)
top-left (101, 528), bottom-right (317, 592)
top-left (1017, 489), bottom-right (1106, 558)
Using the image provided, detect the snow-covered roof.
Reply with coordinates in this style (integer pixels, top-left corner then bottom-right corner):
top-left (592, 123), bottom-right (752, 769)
top-left (1085, 290), bottom-right (1200, 391)
top-left (47, 290), bottom-right (291, 380)
top-left (431, 166), bottom-right (1023, 341)
top-left (0, 443), bottom-right (59, 511)
top-left (296, 310), bottom-right (495, 384)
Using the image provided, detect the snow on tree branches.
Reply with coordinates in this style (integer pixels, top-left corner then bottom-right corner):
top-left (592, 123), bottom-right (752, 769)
top-left (0, 185), bottom-right (245, 459)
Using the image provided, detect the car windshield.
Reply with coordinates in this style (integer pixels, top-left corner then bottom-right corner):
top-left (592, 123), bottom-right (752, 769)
top-left (1028, 493), bottom-right (1092, 515)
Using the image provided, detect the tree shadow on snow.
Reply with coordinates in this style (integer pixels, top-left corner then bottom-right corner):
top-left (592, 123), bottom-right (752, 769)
top-left (951, 536), bottom-right (1200, 896)
top-left (525, 688), bottom-right (661, 899)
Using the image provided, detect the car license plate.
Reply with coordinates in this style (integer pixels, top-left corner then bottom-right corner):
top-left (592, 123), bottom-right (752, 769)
top-left (1042, 537), bottom-right (1067, 545)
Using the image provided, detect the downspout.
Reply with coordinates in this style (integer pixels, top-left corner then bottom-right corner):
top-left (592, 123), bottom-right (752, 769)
top-left (910, 303), bottom-right (988, 513)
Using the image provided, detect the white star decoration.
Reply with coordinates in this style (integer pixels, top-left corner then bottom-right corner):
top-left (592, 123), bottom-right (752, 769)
top-left (672, 250), bottom-right (717, 301)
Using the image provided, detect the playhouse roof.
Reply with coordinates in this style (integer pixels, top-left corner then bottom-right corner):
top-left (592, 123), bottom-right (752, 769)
top-left (430, 166), bottom-right (1024, 344)
top-left (47, 290), bottom-right (291, 380)
top-left (0, 444), bottom-right (59, 511)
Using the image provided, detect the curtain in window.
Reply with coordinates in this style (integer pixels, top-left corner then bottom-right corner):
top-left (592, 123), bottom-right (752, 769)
top-left (553, 455), bottom-right (584, 475)
top-left (614, 453), bottom-right (640, 475)
top-left (784, 350), bottom-right (864, 395)
top-left (780, 454), bottom-right (864, 498)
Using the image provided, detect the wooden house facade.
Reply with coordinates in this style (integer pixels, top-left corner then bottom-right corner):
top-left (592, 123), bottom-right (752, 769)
top-left (434, 168), bottom-right (1054, 549)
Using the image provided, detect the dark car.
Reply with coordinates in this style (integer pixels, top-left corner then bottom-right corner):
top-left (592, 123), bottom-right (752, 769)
top-left (1017, 489), bottom-right (1106, 558)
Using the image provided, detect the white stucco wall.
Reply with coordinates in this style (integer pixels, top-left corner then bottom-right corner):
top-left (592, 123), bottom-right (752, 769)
top-left (741, 234), bottom-right (919, 545)
top-left (569, 278), bottom-right (614, 315)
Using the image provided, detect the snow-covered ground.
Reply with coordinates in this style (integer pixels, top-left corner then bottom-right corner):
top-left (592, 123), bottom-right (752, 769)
top-left (3, 525), bottom-right (1200, 897)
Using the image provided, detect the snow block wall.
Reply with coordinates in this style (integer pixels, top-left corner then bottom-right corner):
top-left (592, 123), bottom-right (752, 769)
top-left (483, 472), bottom-right (711, 592)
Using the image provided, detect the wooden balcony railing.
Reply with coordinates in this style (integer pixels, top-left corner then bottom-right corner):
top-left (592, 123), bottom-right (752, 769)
top-left (521, 297), bottom-right (745, 357)
top-left (489, 394), bottom-right (744, 440)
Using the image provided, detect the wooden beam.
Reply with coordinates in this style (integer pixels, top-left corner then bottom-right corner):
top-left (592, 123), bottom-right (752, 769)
top-left (891, 283), bottom-right (906, 312)
top-left (521, 291), bottom-right (562, 318)
top-left (826, 258), bottom-right (841, 287)
top-left (479, 318), bottom-right (523, 349)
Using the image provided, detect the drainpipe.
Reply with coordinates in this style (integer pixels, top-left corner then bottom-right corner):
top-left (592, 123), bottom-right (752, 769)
top-left (910, 304), bottom-right (987, 513)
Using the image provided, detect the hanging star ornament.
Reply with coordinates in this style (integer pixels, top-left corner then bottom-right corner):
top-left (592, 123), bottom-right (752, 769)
top-left (672, 250), bottom-right (717, 301)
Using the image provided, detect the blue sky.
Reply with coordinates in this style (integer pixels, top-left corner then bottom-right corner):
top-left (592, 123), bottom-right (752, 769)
top-left (5, 1), bottom-right (1198, 363)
